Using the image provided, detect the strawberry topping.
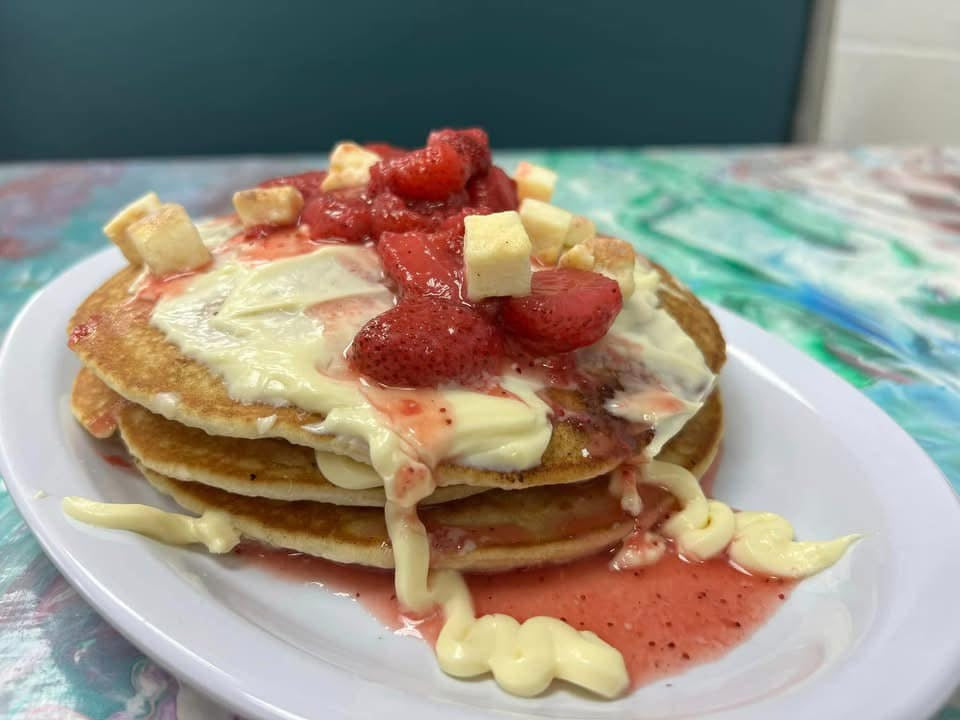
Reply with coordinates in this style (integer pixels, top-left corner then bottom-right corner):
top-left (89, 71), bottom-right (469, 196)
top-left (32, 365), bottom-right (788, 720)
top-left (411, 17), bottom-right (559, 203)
top-left (501, 269), bottom-right (623, 355)
top-left (246, 129), bottom-right (626, 388)
top-left (378, 231), bottom-right (463, 301)
top-left (466, 166), bottom-right (519, 213)
top-left (347, 299), bottom-right (503, 388)
top-left (427, 128), bottom-right (492, 178)
top-left (259, 170), bottom-right (329, 199)
top-left (369, 192), bottom-right (434, 235)
top-left (371, 142), bottom-right (469, 202)
top-left (301, 190), bottom-right (372, 243)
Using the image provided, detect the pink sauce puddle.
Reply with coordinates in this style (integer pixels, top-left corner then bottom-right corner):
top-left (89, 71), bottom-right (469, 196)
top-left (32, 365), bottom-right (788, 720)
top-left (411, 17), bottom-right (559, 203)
top-left (99, 452), bottom-right (137, 473)
top-left (234, 542), bottom-right (794, 689)
top-left (100, 453), bottom-right (132, 468)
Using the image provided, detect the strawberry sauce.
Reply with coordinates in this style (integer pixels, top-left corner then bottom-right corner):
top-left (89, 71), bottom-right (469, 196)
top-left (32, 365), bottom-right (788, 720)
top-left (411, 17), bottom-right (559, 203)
top-left (362, 387), bottom-right (453, 450)
top-left (228, 226), bottom-right (324, 261)
top-left (133, 267), bottom-right (205, 302)
top-left (67, 314), bottom-right (100, 348)
top-left (86, 414), bottom-right (117, 438)
top-left (99, 453), bottom-right (133, 469)
top-left (234, 542), bottom-right (794, 689)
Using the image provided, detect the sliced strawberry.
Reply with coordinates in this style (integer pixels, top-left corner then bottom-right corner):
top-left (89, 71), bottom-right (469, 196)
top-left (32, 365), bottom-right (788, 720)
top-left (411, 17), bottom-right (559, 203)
top-left (373, 142), bottom-right (468, 201)
top-left (501, 268), bottom-right (623, 355)
top-left (437, 206), bottom-right (491, 248)
top-left (301, 190), bottom-right (372, 243)
top-left (378, 231), bottom-right (462, 301)
top-left (407, 189), bottom-right (469, 217)
top-left (370, 190), bottom-right (475, 237)
top-left (427, 128), bottom-right (491, 178)
top-left (424, 226), bottom-right (465, 258)
top-left (259, 170), bottom-right (329, 199)
top-left (369, 192), bottom-right (436, 235)
top-left (467, 166), bottom-right (518, 212)
top-left (348, 299), bottom-right (503, 387)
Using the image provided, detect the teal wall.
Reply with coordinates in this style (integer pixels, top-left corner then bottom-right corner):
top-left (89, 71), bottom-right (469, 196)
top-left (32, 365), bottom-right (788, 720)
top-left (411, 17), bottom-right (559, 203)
top-left (0, 1), bottom-right (811, 159)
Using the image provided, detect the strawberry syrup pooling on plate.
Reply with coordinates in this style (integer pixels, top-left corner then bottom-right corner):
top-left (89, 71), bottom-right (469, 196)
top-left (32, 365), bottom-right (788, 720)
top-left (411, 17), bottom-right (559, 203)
top-left (229, 451), bottom-right (794, 690)
top-left (234, 540), bottom-right (794, 689)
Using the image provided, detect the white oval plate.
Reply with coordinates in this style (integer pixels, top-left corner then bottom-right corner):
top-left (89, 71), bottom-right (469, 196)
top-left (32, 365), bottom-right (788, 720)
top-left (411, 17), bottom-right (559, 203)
top-left (2, 247), bottom-right (960, 720)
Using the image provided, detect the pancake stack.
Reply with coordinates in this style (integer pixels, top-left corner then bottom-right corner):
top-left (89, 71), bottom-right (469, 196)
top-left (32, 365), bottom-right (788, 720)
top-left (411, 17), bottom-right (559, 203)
top-left (68, 255), bottom-right (725, 573)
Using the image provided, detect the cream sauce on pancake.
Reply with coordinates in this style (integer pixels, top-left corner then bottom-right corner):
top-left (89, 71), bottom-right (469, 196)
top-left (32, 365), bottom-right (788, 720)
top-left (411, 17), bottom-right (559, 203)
top-left (314, 451), bottom-right (384, 490)
top-left (150, 235), bottom-right (553, 486)
top-left (577, 263), bottom-right (715, 456)
top-left (148, 220), bottom-right (717, 484)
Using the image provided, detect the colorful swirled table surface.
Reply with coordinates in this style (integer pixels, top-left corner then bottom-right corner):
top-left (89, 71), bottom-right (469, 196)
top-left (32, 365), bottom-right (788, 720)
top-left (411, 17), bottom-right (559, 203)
top-left (1, 149), bottom-right (958, 719)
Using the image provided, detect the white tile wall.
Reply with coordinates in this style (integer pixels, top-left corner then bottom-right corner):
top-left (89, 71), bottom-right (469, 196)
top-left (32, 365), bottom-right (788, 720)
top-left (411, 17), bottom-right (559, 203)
top-left (799, 0), bottom-right (960, 144)
top-left (834, 0), bottom-right (960, 50)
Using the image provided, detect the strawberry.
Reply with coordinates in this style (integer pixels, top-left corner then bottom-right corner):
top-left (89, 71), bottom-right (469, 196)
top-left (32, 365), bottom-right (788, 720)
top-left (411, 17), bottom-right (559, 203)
top-left (259, 170), bottom-right (329, 199)
top-left (348, 299), bottom-right (504, 387)
top-left (501, 268), bottom-right (623, 355)
top-left (301, 191), bottom-right (372, 243)
top-left (378, 231), bottom-right (462, 300)
top-left (437, 206), bottom-right (491, 246)
top-left (369, 192), bottom-right (436, 235)
top-left (427, 128), bottom-right (492, 178)
top-left (370, 190), bottom-right (476, 238)
top-left (467, 166), bottom-right (518, 212)
top-left (373, 142), bottom-right (468, 201)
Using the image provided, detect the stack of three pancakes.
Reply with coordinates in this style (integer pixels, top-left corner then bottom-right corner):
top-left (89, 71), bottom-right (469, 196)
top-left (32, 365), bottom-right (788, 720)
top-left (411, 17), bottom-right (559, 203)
top-left (67, 258), bottom-right (725, 573)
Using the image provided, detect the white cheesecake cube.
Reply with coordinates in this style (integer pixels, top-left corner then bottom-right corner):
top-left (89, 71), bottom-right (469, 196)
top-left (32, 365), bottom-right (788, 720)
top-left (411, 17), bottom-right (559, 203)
top-left (464, 211), bottom-right (532, 301)
top-left (519, 199), bottom-right (572, 265)
top-left (557, 242), bottom-right (595, 272)
top-left (514, 162), bottom-right (556, 203)
top-left (564, 214), bottom-right (596, 247)
top-left (102, 192), bottom-right (162, 264)
top-left (233, 186), bottom-right (304, 227)
top-left (321, 142), bottom-right (382, 191)
top-left (127, 203), bottom-right (212, 275)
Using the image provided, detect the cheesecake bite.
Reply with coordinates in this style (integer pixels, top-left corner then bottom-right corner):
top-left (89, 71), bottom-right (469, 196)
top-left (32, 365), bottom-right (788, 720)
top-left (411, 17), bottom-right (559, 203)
top-left (463, 211), bottom-right (532, 301)
top-left (125, 203), bottom-right (211, 275)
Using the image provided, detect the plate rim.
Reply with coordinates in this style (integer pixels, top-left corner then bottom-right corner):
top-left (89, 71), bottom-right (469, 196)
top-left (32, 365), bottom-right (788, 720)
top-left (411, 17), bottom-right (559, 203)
top-left (2, 246), bottom-right (960, 720)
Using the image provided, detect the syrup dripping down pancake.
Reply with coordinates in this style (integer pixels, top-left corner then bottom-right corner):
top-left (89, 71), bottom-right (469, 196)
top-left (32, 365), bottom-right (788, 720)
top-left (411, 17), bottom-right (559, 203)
top-left (137, 463), bottom-right (679, 572)
top-left (72, 368), bottom-right (723, 504)
top-left (71, 368), bottom-right (486, 507)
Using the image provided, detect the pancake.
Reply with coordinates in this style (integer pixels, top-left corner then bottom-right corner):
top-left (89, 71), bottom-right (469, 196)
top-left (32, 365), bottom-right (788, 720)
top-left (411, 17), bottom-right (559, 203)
top-left (72, 366), bottom-right (723, 503)
top-left (70, 366), bottom-right (125, 439)
top-left (118, 396), bottom-right (489, 508)
top-left (67, 257), bottom-right (724, 489)
top-left (138, 463), bottom-right (679, 572)
top-left (70, 367), bottom-right (484, 507)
